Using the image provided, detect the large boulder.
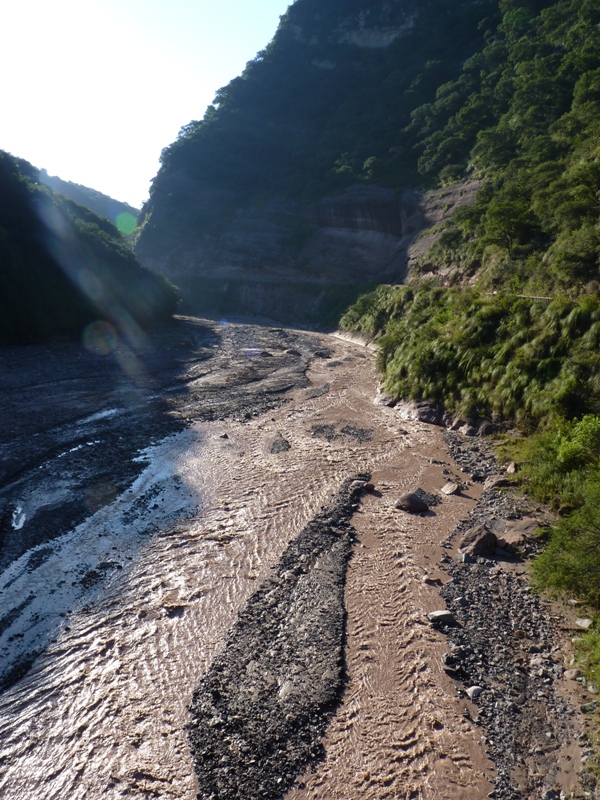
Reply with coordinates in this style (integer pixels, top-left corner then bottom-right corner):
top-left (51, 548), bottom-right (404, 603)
top-left (458, 523), bottom-right (497, 557)
top-left (396, 492), bottom-right (429, 514)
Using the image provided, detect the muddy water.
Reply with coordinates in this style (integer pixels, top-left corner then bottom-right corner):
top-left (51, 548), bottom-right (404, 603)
top-left (0, 323), bottom-right (492, 799)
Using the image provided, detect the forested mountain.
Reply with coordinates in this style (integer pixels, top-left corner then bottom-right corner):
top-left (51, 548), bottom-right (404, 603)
top-left (336, 0), bottom-right (600, 637)
top-left (135, 0), bottom-right (500, 322)
top-left (0, 151), bottom-right (178, 344)
top-left (38, 171), bottom-right (139, 234)
top-left (342, 0), bottom-right (600, 425)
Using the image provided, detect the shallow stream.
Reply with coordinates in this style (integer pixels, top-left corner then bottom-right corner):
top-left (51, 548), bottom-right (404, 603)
top-left (0, 319), bottom-right (495, 799)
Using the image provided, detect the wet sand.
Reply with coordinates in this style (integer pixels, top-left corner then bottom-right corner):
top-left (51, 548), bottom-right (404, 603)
top-left (0, 319), bottom-right (586, 800)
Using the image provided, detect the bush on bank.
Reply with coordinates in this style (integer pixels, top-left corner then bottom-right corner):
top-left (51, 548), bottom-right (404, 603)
top-left (341, 284), bottom-right (600, 679)
top-left (341, 283), bottom-right (600, 427)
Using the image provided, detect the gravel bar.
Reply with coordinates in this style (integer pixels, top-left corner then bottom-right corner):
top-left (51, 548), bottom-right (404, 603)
top-left (189, 475), bottom-right (369, 800)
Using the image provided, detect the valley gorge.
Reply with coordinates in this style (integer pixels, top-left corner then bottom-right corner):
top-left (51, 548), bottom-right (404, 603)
top-left (2, 0), bottom-right (600, 796)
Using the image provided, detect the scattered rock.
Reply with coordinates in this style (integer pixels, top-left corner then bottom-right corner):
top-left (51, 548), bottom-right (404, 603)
top-left (422, 574), bottom-right (444, 586)
top-left (427, 609), bottom-right (455, 625)
top-left (441, 482), bottom-right (460, 496)
top-left (395, 400), bottom-right (446, 426)
top-left (270, 434), bottom-right (291, 454)
top-left (374, 387), bottom-right (397, 407)
top-left (220, 433), bottom-right (229, 439)
top-left (466, 686), bottom-right (484, 700)
top-left (477, 420), bottom-right (496, 437)
top-left (363, 483), bottom-right (375, 493)
top-left (575, 618), bottom-right (594, 630)
top-left (506, 462), bottom-right (518, 474)
top-left (564, 669), bottom-right (581, 680)
top-left (484, 475), bottom-right (511, 491)
top-left (458, 423), bottom-right (478, 437)
top-left (396, 492), bottom-right (429, 514)
top-left (450, 415), bottom-right (467, 431)
top-left (458, 523), bottom-right (497, 557)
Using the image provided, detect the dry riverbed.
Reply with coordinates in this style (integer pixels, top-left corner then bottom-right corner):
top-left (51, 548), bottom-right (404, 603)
top-left (0, 317), bottom-right (593, 799)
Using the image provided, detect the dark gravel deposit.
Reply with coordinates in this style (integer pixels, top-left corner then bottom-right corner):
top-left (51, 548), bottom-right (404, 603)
top-left (435, 432), bottom-right (594, 799)
top-left (445, 431), bottom-right (498, 482)
top-left (188, 475), bottom-right (369, 800)
top-left (339, 424), bottom-right (373, 443)
top-left (439, 559), bottom-right (581, 800)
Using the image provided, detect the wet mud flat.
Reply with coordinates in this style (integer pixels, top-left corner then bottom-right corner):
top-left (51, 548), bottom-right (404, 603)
top-left (0, 317), bottom-right (318, 691)
top-left (0, 317), bottom-right (314, 569)
top-left (0, 319), bottom-right (593, 800)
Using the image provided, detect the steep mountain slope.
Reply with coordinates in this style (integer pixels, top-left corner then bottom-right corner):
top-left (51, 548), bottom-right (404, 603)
top-left (38, 171), bottom-right (139, 233)
top-left (0, 151), bottom-right (178, 344)
top-left (135, 0), bottom-right (499, 323)
top-left (338, 0), bottom-right (600, 673)
top-left (342, 0), bottom-right (600, 426)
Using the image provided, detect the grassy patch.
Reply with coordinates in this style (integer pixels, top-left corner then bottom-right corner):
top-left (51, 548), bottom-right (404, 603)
top-left (341, 285), bottom-right (600, 426)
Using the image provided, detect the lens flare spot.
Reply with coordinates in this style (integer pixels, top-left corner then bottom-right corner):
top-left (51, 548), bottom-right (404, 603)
top-left (83, 320), bottom-right (118, 355)
top-left (116, 212), bottom-right (137, 235)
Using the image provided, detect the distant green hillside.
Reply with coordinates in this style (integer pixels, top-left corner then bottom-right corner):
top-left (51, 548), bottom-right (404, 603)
top-left (0, 151), bottom-right (178, 344)
top-left (39, 170), bottom-right (139, 234)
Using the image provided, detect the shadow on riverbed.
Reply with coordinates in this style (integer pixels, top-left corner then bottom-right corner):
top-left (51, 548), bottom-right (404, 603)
top-left (0, 316), bottom-right (322, 694)
top-left (0, 317), bottom-right (219, 570)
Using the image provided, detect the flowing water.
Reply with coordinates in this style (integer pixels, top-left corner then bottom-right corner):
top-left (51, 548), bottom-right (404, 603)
top-left (0, 321), bottom-right (493, 799)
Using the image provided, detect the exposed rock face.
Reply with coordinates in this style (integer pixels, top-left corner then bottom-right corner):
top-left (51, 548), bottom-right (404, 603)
top-left (136, 185), bottom-right (427, 324)
top-left (134, 0), bottom-right (493, 325)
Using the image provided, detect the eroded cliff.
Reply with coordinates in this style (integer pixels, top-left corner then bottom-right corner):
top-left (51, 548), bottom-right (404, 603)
top-left (135, 0), bottom-right (498, 324)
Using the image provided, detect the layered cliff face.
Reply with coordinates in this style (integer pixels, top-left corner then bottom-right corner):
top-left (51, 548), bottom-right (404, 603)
top-left (137, 184), bottom-right (430, 324)
top-left (136, 0), bottom-right (499, 324)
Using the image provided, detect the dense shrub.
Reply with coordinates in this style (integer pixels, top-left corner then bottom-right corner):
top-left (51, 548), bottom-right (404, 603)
top-left (341, 285), bottom-right (600, 426)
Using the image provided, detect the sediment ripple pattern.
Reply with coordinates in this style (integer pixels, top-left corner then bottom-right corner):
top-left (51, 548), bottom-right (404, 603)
top-left (0, 323), bottom-right (491, 800)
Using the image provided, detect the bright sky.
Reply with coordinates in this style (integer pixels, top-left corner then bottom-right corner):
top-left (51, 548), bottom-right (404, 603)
top-left (1, 0), bottom-right (291, 208)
